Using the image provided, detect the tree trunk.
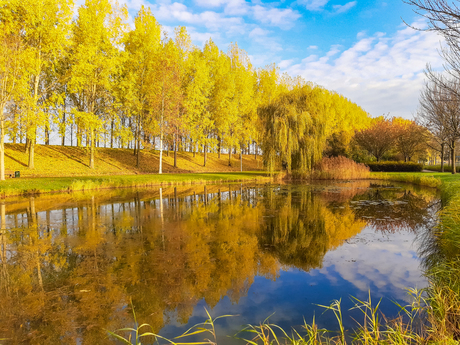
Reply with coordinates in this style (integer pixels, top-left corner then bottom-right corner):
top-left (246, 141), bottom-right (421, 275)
top-left (159, 133), bottom-right (163, 174)
top-left (441, 143), bottom-right (445, 172)
top-left (218, 136), bottom-right (221, 159)
top-left (45, 125), bottom-right (49, 145)
top-left (254, 142), bottom-right (257, 160)
top-left (204, 144), bottom-right (207, 167)
top-left (159, 96), bottom-right (164, 174)
top-left (452, 140), bottom-right (456, 174)
top-left (28, 138), bottom-right (35, 169)
top-left (77, 127), bottom-right (81, 147)
top-left (110, 120), bottom-right (114, 148)
top-left (174, 134), bottom-right (177, 168)
top-left (229, 147), bottom-right (232, 166)
top-left (240, 150), bottom-right (242, 172)
top-left (0, 108), bottom-right (4, 181)
top-left (61, 105), bottom-right (66, 146)
top-left (29, 73), bottom-right (39, 169)
top-left (90, 129), bottom-right (95, 169)
top-left (136, 139), bottom-right (140, 168)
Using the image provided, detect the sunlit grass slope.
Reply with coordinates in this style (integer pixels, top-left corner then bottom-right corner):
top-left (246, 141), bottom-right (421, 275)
top-left (4, 143), bottom-right (264, 177)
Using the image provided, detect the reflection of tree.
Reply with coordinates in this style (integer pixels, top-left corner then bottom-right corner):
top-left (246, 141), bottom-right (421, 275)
top-left (257, 186), bottom-right (366, 270)
top-left (0, 183), bottom-right (438, 343)
top-left (349, 187), bottom-right (440, 233)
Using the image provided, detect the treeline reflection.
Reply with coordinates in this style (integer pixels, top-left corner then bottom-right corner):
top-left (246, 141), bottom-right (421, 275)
top-left (0, 182), bottom-right (439, 344)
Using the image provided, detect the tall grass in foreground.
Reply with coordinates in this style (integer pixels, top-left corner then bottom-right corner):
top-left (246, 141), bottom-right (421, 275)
top-left (422, 179), bottom-right (460, 342)
top-left (109, 291), bottom-right (456, 344)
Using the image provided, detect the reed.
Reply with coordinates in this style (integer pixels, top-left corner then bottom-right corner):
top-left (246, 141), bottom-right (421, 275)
top-left (311, 156), bottom-right (370, 180)
top-left (110, 291), bottom-right (450, 344)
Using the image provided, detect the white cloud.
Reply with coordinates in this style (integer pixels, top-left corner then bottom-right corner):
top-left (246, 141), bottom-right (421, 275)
top-left (224, 0), bottom-right (250, 16)
top-left (298, 0), bottom-right (330, 11)
top-left (194, 0), bottom-right (249, 15)
top-left (333, 1), bottom-right (357, 14)
top-left (285, 20), bottom-right (445, 119)
top-left (149, 2), bottom-right (244, 32)
top-left (252, 5), bottom-right (302, 30)
top-left (186, 27), bottom-right (221, 47)
top-left (194, 0), bottom-right (226, 7)
top-left (249, 27), bottom-right (270, 38)
top-left (279, 59), bottom-right (295, 69)
top-left (247, 26), bottom-right (283, 52)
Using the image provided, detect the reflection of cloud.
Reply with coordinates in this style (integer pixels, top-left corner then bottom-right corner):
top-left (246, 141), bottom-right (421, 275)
top-left (320, 226), bottom-right (427, 302)
top-left (159, 223), bottom-right (430, 345)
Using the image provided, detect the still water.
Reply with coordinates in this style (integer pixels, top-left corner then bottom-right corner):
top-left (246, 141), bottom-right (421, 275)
top-left (0, 181), bottom-right (440, 344)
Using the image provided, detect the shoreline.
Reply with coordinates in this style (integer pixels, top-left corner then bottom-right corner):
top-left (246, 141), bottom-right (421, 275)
top-left (0, 171), bottom-right (273, 198)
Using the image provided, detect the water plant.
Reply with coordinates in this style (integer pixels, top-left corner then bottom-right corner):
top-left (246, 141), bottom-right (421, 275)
top-left (109, 291), bottom-right (453, 345)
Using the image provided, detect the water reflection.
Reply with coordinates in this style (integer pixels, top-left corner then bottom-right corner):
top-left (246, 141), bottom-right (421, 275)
top-left (0, 182), bottom-right (439, 344)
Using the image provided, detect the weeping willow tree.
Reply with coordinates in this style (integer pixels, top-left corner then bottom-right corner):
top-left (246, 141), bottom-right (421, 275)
top-left (259, 85), bottom-right (329, 175)
top-left (259, 84), bottom-right (370, 175)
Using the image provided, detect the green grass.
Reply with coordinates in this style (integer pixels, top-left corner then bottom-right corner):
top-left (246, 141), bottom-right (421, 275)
top-left (0, 171), bottom-right (272, 198)
top-left (370, 171), bottom-right (460, 188)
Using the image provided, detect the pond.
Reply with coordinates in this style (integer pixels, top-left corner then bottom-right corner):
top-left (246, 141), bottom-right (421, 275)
top-left (0, 181), bottom-right (440, 344)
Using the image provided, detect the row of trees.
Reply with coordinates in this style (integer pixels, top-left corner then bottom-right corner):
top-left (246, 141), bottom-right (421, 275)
top-left (0, 0), bottom-right (371, 179)
top-left (405, 0), bottom-right (460, 174)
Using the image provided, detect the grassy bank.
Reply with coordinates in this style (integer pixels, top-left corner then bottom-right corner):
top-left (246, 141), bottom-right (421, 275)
top-left (370, 171), bottom-right (460, 188)
top-left (0, 171), bottom-right (272, 198)
top-left (2, 143), bottom-right (263, 177)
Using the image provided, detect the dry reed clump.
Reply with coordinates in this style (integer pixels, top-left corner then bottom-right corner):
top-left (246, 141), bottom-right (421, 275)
top-left (312, 156), bottom-right (370, 180)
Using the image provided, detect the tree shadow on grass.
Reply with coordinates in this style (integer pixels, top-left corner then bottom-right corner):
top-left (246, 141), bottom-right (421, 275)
top-left (46, 146), bottom-right (89, 168)
top-left (4, 153), bottom-right (27, 167)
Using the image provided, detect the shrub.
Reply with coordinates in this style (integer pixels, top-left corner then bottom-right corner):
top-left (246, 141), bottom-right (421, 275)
top-left (366, 161), bottom-right (423, 172)
top-left (311, 156), bottom-right (370, 180)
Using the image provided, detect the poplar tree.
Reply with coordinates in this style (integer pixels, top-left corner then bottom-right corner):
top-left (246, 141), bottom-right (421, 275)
top-left (0, 2), bottom-right (26, 180)
top-left (123, 6), bottom-right (161, 167)
top-left (184, 48), bottom-right (213, 165)
top-left (204, 41), bottom-right (236, 165)
top-left (69, 0), bottom-right (127, 168)
top-left (150, 38), bottom-right (182, 174)
top-left (227, 43), bottom-right (255, 170)
top-left (12, 0), bottom-right (73, 169)
top-left (172, 27), bottom-right (192, 168)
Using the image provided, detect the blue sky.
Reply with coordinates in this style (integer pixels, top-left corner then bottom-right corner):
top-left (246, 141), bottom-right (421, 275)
top-left (93, 0), bottom-right (445, 119)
